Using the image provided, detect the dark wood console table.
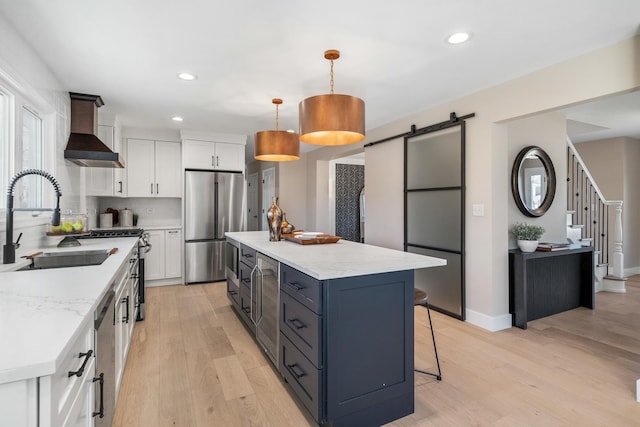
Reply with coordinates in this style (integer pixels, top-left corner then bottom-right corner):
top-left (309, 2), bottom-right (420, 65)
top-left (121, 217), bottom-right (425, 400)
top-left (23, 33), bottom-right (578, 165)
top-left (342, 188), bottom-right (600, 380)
top-left (509, 247), bottom-right (594, 329)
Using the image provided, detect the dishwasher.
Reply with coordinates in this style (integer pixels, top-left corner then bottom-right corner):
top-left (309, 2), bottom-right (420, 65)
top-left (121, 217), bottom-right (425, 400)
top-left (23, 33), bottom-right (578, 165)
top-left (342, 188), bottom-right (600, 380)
top-left (94, 285), bottom-right (116, 427)
top-left (255, 253), bottom-right (280, 366)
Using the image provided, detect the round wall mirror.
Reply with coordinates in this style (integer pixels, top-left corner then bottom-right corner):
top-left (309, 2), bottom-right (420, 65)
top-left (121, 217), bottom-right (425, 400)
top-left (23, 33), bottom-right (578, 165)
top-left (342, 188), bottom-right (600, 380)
top-left (511, 146), bottom-right (556, 217)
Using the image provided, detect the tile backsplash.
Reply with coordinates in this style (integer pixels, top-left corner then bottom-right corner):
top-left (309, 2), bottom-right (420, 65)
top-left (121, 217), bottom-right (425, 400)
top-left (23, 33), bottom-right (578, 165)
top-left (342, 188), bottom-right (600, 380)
top-left (97, 197), bottom-right (181, 227)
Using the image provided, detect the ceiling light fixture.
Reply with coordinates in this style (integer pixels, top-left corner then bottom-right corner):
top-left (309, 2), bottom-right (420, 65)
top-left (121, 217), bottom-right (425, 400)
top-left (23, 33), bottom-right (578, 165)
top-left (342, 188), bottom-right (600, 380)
top-left (255, 98), bottom-right (300, 162)
top-left (447, 32), bottom-right (470, 44)
top-left (177, 72), bottom-right (197, 81)
top-left (172, 116), bottom-right (183, 122)
top-left (299, 50), bottom-right (365, 145)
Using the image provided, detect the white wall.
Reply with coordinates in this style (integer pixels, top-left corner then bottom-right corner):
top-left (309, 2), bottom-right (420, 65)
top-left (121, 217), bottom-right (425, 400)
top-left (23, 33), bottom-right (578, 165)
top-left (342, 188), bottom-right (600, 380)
top-left (280, 36), bottom-right (640, 331)
top-left (507, 112), bottom-right (568, 245)
top-left (0, 13), bottom-right (82, 258)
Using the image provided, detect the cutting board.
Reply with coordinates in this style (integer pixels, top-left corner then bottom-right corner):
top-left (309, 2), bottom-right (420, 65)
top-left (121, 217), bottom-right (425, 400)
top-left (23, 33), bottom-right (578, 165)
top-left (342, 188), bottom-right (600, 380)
top-left (283, 234), bottom-right (341, 245)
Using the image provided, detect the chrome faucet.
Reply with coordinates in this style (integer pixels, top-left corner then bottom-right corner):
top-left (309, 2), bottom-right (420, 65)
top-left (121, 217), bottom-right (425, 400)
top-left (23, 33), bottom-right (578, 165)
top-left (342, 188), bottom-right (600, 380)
top-left (3, 169), bottom-right (61, 264)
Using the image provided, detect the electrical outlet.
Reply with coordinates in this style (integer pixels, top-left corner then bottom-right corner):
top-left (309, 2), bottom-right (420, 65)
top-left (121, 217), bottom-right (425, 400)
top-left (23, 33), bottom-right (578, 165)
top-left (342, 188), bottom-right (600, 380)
top-left (472, 204), bottom-right (484, 217)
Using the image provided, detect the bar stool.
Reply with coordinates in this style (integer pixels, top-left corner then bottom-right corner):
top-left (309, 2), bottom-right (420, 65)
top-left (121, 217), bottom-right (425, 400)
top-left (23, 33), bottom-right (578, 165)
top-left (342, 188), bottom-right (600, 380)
top-left (414, 288), bottom-right (442, 381)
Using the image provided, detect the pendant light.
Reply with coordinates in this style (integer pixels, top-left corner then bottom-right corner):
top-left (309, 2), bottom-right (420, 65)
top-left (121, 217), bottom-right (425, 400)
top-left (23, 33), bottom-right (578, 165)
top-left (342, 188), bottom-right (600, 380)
top-left (299, 50), bottom-right (365, 146)
top-left (255, 98), bottom-right (300, 162)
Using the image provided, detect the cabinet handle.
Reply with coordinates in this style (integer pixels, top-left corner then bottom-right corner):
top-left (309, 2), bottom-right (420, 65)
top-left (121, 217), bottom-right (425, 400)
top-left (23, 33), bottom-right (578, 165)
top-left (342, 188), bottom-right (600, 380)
top-left (287, 318), bottom-right (306, 330)
top-left (92, 373), bottom-right (104, 418)
top-left (168, 230), bottom-right (178, 234)
top-left (156, 183), bottom-right (159, 194)
top-left (216, 155), bottom-right (220, 167)
top-left (228, 290), bottom-right (238, 296)
top-left (68, 349), bottom-right (93, 377)
top-left (242, 306), bottom-right (251, 314)
top-left (122, 296), bottom-right (130, 324)
top-left (118, 181), bottom-right (123, 193)
top-left (150, 183), bottom-right (153, 195)
top-left (288, 281), bottom-right (305, 291)
top-left (286, 363), bottom-right (307, 379)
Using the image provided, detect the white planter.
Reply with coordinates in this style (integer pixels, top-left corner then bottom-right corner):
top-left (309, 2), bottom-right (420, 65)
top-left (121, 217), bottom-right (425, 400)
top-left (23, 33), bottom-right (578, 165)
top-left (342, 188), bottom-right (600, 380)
top-left (517, 239), bottom-right (538, 253)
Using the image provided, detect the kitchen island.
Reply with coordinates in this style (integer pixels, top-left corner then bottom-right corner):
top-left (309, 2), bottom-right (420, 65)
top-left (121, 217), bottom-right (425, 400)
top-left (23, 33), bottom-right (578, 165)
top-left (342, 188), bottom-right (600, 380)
top-left (226, 231), bottom-right (446, 427)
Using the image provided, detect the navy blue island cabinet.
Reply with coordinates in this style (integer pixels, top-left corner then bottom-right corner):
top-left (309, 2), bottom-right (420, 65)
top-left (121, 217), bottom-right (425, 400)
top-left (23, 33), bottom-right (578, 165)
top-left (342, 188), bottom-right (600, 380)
top-left (279, 263), bottom-right (415, 427)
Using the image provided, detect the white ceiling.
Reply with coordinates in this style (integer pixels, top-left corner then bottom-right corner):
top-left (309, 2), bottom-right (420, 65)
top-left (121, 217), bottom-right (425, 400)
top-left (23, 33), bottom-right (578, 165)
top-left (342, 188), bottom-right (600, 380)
top-left (1, 0), bottom-right (639, 159)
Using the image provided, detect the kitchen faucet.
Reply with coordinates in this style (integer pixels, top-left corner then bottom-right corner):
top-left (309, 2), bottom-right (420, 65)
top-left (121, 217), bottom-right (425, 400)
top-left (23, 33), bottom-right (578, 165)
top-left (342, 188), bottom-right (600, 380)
top-left (3, 169), bottom-right (61, 264)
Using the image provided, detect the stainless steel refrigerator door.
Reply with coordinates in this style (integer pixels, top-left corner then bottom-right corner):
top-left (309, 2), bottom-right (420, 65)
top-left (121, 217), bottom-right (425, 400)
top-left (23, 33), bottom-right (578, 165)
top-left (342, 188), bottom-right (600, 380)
top-left (185, 240), bottom-right (226, 283)
top-left (185, 171), bottom-right (216, 241)
top-left (216, 172), bottom-right (244, 238)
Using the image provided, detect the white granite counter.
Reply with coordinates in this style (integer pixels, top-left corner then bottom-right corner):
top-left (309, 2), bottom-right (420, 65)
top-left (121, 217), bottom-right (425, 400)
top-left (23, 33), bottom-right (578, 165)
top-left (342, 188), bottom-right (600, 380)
top-left (226, 231), bottom-right (446, 280)
top-left (0, 237), bottom-right (138, 384)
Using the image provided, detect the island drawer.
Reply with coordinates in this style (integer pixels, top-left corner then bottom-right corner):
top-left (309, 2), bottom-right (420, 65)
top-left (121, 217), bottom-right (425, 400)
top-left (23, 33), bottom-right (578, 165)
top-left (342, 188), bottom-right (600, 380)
top-left (281, 332), bottom-right (322, 422)
top-left (280, 290), bottom-right (322, 368)
top-left (239, 261), bottom-right (254, 289)
top-left (240, 245), bottom-right (257, 268)
top-left (281, 264), bottom-right (323, 315)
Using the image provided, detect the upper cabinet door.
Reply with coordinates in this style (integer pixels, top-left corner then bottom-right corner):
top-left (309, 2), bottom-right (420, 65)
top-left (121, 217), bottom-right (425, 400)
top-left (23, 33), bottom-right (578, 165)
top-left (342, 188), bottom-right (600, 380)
top-left (127, 139), bottom-right (155, 197)
top-left (215, 142), bottom-right (244, 172)
top-left (182, 140), bottom-right (244, 172)
top-left (182, 141), bottom-right (215, 170)
top-left (155, 141), bottom-right (181, 197)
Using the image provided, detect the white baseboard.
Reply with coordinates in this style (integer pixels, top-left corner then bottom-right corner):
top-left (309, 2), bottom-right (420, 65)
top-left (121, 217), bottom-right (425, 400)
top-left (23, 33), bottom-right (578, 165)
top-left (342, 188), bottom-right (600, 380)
top-left (146, 278), bottom-right (183, 287)
top-left (465, 309), bottom-right (512, 332)
top-left (625, 266), bottom-right (640, 277)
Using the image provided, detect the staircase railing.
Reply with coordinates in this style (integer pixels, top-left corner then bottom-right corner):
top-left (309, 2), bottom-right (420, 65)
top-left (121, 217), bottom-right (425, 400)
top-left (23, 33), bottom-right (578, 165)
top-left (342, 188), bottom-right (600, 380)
top-left (566, 137), bottom-right (624, 277)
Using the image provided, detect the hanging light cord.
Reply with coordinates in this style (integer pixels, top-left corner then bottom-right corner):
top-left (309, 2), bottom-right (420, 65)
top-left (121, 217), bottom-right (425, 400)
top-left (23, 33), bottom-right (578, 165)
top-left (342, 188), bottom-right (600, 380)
top-left (329, 58), bottom-right (335, 94)
top-left (275, 102), bottom-right (279, 131)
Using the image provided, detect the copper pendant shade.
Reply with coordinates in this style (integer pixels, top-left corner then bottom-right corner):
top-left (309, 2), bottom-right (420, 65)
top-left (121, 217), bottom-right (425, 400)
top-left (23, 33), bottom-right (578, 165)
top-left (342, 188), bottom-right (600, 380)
top-left (255, 99), bottom-right (300, 162)
top-left (299, 50), bottom-right (365, 146)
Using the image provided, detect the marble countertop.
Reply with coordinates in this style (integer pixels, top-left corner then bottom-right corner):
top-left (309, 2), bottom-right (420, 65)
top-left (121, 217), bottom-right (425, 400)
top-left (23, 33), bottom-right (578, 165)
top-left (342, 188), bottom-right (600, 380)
top-left (0, 237), bottom-right (139, 385)
top-left (226, 231), bottom-right (446, 280)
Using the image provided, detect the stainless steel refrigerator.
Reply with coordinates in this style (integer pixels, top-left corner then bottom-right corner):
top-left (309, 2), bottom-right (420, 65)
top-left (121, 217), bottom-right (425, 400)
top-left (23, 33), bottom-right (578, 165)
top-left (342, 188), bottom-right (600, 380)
top-left (184, 170), bottom-right (244, 283)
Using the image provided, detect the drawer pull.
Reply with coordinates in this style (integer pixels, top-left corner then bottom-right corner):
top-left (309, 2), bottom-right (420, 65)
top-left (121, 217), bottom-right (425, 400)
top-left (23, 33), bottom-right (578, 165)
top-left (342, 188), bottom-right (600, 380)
top-left (242, 277), bottom-right (251, 284)
top-left (242, 306), bottom-right (251, 314)
top-left (287, 363), bottom-right (307, 379)
top-left (122, 296), bottom-right (130, 324)
top-left (288, 281), bottom-right (305, 291)
top-left (287, 318), bottom-right (306, 330)
top-left (92, 373), bottom-right (104, 418)
top-left (228, 290), bottom-right (238, 295)
top-left (243, 253), bottom-right (254, 259)
top-left (68, 350), bottom-right (93, 377)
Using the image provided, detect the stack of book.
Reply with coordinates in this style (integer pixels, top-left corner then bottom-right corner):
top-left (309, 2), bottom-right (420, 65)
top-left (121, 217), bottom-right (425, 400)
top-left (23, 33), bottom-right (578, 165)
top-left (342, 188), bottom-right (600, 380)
top-left (536, 242), bottom-right (571, 252)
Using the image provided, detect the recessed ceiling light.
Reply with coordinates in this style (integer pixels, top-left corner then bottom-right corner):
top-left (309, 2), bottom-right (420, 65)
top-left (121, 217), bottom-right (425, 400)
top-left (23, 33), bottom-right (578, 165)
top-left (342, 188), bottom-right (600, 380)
top-left (447, 32), bottom-right (471, 44)
top-left (172, 116), bottom-right (183, 122)
top-left (177, 73), bottom-right (197, 81)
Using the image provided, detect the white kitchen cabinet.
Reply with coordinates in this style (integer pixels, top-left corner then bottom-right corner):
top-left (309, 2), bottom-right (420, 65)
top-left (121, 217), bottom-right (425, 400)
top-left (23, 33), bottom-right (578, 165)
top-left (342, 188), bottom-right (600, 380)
top-left (87, 123), bottom-right (127, 197)
top-left (127, 139), bottom-right (181, 198)
top-left (182, 140), bottom-right (244, 172)
top-left (144, 230), bottom-right (165, 281)
top-left (145, 228), bottom-right (182, 282)
top-left (165, 229), bottom-right (182, 279)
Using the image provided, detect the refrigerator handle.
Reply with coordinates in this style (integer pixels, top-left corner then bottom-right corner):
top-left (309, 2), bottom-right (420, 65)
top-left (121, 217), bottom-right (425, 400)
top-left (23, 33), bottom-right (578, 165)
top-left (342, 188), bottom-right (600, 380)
top-left (214, 181), bottom-right (219, 238)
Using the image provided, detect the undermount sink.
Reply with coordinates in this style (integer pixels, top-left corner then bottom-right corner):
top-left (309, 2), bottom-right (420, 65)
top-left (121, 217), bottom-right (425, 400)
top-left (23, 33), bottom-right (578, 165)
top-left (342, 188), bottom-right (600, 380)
top-left (21, 249), bottom-right (112, 270)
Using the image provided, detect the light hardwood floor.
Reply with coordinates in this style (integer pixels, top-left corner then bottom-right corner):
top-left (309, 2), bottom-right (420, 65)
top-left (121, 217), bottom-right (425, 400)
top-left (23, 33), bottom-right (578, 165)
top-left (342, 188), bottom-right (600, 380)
top-left (114, 276), bottom-right (640, 426)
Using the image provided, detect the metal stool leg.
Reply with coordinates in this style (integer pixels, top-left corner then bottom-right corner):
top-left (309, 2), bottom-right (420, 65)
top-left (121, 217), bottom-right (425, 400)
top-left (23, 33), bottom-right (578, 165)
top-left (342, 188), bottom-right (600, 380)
top-left (415, 300), bottom-right (442, 381)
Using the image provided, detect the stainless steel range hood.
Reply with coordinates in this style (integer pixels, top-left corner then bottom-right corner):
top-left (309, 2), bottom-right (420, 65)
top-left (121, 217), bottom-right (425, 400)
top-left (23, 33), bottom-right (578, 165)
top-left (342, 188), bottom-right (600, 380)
top-left (64, 92), bottom-right (124, 168)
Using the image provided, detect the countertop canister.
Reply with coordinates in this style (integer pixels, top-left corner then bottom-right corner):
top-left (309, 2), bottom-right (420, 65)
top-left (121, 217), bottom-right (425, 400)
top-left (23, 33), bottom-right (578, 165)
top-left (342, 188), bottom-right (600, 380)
top-left (120, 208), bottom-right (133, 227)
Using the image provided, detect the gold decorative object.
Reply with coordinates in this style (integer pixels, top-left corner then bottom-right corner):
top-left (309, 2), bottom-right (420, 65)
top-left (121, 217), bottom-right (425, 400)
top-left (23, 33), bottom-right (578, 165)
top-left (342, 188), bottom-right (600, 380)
top-left (267, 196), bottom-right (283, 241)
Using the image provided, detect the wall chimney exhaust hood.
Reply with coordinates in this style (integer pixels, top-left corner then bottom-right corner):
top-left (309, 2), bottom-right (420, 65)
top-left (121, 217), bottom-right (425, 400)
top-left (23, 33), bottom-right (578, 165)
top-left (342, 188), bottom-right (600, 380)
top-left (64, 92), bottom-right (124, 168)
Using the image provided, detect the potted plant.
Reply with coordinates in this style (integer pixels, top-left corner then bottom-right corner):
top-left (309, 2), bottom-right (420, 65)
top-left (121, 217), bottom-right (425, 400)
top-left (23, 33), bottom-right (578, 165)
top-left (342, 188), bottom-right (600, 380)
top-left (510, 222), bottom-right (545, 252)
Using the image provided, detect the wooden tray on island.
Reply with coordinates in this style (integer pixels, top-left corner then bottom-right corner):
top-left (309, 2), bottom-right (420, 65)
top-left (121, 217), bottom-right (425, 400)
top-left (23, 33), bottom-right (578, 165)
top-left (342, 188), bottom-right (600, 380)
top-left (283, 233), bottom-right (341, 245)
